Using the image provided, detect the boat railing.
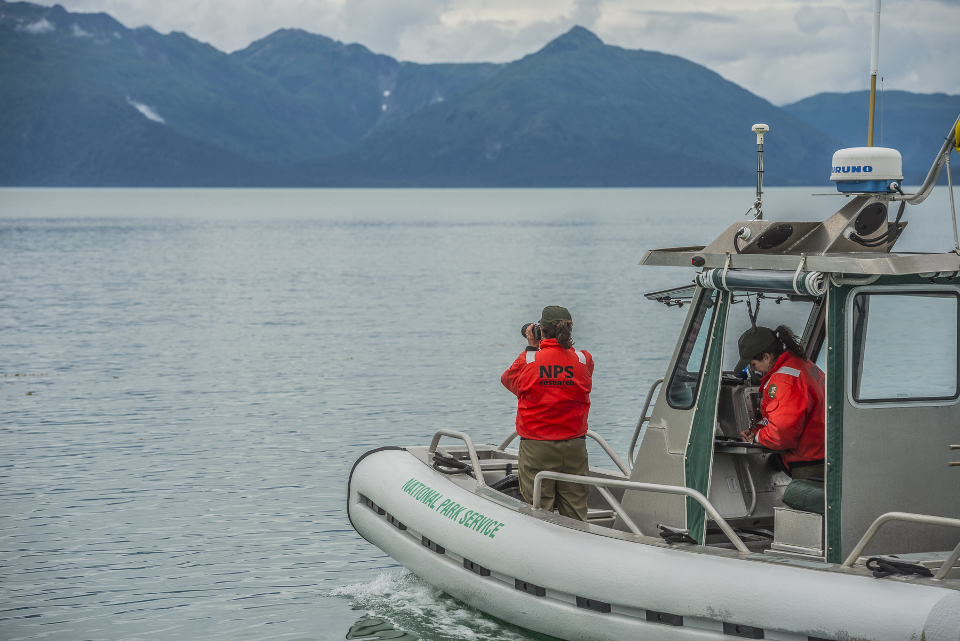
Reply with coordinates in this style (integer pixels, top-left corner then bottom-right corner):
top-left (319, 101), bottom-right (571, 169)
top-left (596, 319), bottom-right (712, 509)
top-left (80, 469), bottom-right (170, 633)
top-left (899, 112), bottom-right (959, 206)
top-left (627, 378), bottom-right (663, 471)
top-left (841, 511), bottom-right (960, 580)
top-left (497, 430), bottom-right (631, 476)
top-left (530, 471), bottom-right (751, 554)
top-left (428, 429), bottom-right (487, 487)
top-left (496, 432), bottom-right (518, 450)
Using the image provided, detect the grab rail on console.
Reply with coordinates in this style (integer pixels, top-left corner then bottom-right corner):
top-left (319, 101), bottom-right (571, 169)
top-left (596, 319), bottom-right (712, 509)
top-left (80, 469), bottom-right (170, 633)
top-left (628, 378), bottom-right (663, 471)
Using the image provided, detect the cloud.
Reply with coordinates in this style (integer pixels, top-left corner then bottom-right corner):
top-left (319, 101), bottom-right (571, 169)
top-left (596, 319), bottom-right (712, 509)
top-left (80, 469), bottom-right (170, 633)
top-left (635, 10), bottom-right (736, 35)
top-left (71, 23), bottom-right (93, 37)
top-left (34, 0), bottom-right (960, 104)
top-left (391, 0), bottom-right (607, 63)
top-left (337, 0), bottom-right (452, 57)
top-left (18, 18), bottom-right (56, 34)
top-left (594, 0), bottom-right (960, 104)
top-left (793, 5), bottom-right (849, 35)
top-left (126, 97), bottom-right (165, 123)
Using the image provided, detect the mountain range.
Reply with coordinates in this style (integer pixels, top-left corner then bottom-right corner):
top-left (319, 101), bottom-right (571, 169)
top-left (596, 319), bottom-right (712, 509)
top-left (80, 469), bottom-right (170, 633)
top-left (2, 0), bottom-right (957, 187)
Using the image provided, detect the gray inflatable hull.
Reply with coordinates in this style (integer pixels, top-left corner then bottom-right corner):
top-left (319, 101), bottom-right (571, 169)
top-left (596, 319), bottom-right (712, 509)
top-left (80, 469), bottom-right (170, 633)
top-left (348, 448), bottom-right (960, 641)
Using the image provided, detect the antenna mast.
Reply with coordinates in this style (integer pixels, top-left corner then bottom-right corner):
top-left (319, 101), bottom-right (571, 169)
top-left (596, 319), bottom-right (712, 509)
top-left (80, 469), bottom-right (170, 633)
top-left (752, 124), bottom-right (769, 219)
top-left (867, 0), bottom-right (881, 147)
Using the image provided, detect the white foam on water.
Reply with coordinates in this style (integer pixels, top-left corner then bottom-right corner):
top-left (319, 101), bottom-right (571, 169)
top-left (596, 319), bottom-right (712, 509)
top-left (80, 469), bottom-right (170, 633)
top-left (329, 571), bottom-right (536, 641)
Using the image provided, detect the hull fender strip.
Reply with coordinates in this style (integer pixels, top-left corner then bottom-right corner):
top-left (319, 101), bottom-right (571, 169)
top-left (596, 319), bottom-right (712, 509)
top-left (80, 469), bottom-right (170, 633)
top-left (646, 611), bottom-right (683, 626)
top-left (463, 558), bottom-right (490, 576)
top-left (347, 446), bottom-right (406, 542)
top-left (362, 495), bottom-right (385, 515)
top-left (576, 597), bottom-right (611, 613)
top-left (385, 513), bottom-right (407, 530)
top-left (421, 536), bottom-right (445, 554)
top-left (514, 579), bottom-right (546, 597)
top-left (723, 622), bottom-right (764, 638)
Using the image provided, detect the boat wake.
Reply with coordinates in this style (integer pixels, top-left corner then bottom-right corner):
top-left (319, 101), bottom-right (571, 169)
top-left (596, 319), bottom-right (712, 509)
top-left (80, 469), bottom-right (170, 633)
top-left (329, 570), bottom-right (541, 641)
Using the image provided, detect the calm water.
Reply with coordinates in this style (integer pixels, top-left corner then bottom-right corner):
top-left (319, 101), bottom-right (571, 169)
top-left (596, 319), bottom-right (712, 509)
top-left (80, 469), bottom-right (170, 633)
top-left (1, 187), bottom-right (955, 641)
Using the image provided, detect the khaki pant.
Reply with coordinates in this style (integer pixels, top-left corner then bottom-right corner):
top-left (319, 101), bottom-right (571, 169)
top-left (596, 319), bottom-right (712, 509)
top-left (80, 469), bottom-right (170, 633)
top-left (791, 462), bottom-right (824, 480)
top-left (518, 438), bottom-right (589, 521)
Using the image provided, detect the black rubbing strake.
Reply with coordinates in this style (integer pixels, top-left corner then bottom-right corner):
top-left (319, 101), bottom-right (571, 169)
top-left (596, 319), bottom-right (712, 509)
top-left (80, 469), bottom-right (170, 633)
top-left (361, 495), bottom-right (386, 515)
top-left (723, 622), bottom-right (764, 638)
top-left (514, 579), bottom-right (546, 596)
top-left (575, 597), bottom-right (611, 613)
top-left (421, 536), bottom-right (445, 554)
top-left (385, 513), bottom-right (407, 530)
top-left (646, 610), bottom-right (683, 626)
top-left (462, 558), bottom-right (490, 576)
top-left (346, 446), bottom-right (405, 542)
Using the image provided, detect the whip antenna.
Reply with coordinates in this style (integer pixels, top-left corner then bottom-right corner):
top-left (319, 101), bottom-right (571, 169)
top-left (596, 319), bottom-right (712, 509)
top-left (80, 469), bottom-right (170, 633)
top-left (867, 0), bottom-right (881, 146)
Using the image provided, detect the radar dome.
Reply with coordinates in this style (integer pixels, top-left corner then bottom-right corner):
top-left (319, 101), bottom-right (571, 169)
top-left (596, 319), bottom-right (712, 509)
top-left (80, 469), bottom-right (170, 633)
top-left (830, 147), bottom-right (903, 193)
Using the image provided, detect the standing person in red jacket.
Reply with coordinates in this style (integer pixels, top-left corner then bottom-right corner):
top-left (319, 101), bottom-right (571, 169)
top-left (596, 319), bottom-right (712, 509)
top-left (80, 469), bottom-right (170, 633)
top-left (737, 325), bottom-right (826, 513)
top-left (501, 306), bottom-right (594, 521)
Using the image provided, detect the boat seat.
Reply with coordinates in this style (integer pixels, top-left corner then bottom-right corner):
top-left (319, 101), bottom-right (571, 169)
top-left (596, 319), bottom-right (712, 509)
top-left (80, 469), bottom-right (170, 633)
top-left (782, 478), bottom-right (825, 515)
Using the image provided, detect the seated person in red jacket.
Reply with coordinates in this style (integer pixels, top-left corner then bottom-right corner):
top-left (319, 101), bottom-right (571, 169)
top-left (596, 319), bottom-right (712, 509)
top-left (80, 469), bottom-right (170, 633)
top-left (737, 325), bottom-right (826, 513)
top-left (501, 306), bottom-right (594, 521)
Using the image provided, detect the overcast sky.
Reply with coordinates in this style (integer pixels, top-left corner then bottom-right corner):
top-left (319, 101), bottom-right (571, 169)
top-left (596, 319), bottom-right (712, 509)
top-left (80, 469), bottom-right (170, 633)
top-left (40, 0), bottom-right (960, 104)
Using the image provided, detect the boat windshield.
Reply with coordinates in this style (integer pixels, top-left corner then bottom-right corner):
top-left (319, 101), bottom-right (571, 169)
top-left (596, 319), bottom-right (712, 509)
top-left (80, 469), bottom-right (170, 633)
top-left (666, 289), bottom-right (721, 409)
top-left (722, 295), bottom-right (814, 373)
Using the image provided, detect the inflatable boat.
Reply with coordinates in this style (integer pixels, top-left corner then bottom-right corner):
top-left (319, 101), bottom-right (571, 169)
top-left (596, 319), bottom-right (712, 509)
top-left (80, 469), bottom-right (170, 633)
top-left (348, 18), bottom-right (960, 640)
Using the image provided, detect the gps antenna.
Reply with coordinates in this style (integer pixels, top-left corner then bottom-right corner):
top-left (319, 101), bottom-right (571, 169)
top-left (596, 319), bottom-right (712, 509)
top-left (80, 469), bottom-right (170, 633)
top-left (752, 124), bottom-right (769, 220)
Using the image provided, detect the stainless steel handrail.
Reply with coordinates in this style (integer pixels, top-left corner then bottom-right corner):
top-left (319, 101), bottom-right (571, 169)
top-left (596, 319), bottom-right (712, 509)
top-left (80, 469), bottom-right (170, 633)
top-left (936, 540), bottom-right (960, 581)
top-left (428, 429), bottom-right (486, 487)
top-left (895, 113), bottom-right (959, 206)
top-left (585, 431), bottom-right (631, 476)
top-left (531, 471), bottom-right (750, 554)
top-left (497, 431), bottom-right (518, 450)
top-left (841, 511), bottom-right (960, 580)
top-left (628, 378), bottom-right (663, 471)
top-left (497, 430), bottom-right (631, 477)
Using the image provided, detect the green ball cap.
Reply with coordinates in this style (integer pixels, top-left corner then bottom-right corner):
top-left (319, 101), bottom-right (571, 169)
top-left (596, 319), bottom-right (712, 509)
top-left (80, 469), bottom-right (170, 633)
top-left (539, 305), bottom-right (572, 326)
top-left (735, 326), bottom-right (777, 373)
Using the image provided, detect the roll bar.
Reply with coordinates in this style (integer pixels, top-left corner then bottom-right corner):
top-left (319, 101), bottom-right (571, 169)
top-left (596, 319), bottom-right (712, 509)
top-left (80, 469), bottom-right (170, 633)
top-left (497, 430), bottom-right (630, 476)
top-left (841, 511), bottom-right (960, 580)
top-left (531, 471), bottom-right (751, 554)
top-left (428, 429), bottom-right (486, 487)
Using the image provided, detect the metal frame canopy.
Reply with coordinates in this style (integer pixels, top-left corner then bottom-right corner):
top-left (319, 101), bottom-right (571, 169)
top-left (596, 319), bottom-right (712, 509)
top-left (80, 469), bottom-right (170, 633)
top-left (641, 248), bottom-right (960, 276)
top-left (640, 113), bottom-right (960, 276)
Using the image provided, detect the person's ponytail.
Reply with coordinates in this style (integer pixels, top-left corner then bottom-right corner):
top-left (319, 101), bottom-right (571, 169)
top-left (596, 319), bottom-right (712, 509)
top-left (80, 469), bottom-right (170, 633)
top-left (775, 325), bottom-right (806, 361)
top-left (541, 319), bottom-right (574, 350)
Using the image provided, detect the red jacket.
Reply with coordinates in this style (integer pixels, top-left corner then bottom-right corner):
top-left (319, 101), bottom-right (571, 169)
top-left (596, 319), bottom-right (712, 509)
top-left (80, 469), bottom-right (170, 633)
top-left (755, 351), bottom-right (826, 466)
top-left (501, 339), bottom-right (594, 441)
